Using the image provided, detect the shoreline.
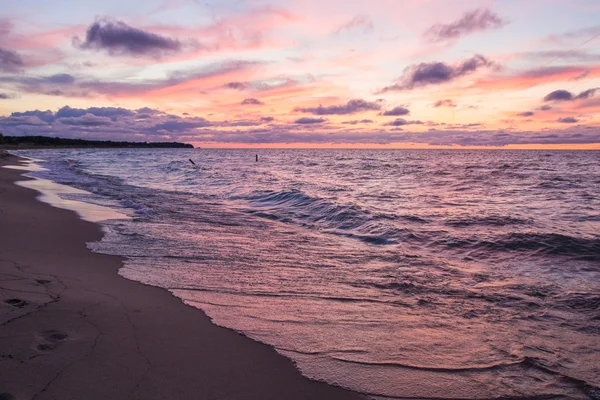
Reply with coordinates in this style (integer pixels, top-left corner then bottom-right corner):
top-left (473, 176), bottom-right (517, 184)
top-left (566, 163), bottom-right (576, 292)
top-left (0, 153), bottom-right (364, 400)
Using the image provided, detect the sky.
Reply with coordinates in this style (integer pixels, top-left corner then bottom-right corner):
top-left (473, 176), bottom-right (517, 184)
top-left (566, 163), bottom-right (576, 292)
top-left (1, 0), bottom-right (599, 148)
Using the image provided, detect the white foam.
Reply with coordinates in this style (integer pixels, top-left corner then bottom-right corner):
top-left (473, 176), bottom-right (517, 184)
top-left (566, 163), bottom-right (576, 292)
top-left (3, 157), bottom-right (128, 225)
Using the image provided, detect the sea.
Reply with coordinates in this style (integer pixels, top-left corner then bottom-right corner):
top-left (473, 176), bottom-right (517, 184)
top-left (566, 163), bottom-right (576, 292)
top-left (14, 148), bottom-right (600, 400)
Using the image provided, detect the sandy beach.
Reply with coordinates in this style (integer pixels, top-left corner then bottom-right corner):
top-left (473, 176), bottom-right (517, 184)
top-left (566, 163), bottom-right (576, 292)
top-left (0, 153), bottom-right (364, 400)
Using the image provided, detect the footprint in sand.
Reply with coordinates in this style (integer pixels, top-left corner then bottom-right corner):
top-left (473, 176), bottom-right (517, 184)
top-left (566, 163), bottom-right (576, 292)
top-left (36, 330), bottom-right (69, 352)
top-left (4, 299), bottom-right (28, 308)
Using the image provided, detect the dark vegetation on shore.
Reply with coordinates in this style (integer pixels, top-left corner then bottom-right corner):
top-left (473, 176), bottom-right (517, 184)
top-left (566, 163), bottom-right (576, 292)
top-left (0, 133), bottom-right (194, 149)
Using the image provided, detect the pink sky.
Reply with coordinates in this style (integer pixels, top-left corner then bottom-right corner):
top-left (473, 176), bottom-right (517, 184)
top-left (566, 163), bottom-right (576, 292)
top-left (1, 0), bottom-right (599, 148)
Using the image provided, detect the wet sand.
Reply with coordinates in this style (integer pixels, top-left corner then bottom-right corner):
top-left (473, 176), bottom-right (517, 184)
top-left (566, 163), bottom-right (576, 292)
top-left (0, 153), bottom-right (364, 400)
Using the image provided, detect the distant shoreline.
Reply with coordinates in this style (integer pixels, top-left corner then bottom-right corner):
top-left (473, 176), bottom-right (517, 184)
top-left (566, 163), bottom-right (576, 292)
top-left (1, 145), bottom-right (194, 150)
top-left (0, 135), bottom-right (193, 149)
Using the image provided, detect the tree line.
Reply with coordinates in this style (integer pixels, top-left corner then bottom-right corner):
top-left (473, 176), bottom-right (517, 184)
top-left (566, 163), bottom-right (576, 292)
top-left (0, 133), bottom-right (193, 148)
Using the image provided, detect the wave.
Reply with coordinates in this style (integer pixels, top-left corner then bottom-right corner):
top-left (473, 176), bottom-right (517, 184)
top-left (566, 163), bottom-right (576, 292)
top-left (234, 189), bottom-right (413, 245)
top-left (438, 233), bottom-right (600, 261)
top-left (446, 215), bottom-right (530, 227)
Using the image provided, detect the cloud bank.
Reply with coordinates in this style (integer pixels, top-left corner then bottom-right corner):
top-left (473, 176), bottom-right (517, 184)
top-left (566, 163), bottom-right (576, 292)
top-left (2, 105), bottom-right (599, 146)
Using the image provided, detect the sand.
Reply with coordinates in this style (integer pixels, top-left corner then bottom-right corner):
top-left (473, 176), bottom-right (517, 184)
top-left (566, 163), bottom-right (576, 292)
top-left (0, 153), bottom-right (364, 400)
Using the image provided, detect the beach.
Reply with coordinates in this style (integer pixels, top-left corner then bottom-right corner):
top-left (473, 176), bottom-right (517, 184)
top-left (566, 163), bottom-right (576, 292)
top-left (0, 153), bottom-right (364, 400)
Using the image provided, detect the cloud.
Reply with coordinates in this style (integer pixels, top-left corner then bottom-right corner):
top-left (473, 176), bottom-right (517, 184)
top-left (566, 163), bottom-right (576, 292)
top-left (9, 109), bottom-right (56, 123)
top-left (2, 105), bottom-right (600, 146)
top-left (575, 88), bottom-right (599, 99)
top-left (545, 25), bottom-right (600, 44)
top-left (294, 99), bottom-right (381, 115)
top-left (516, 111), bottom-right (535, 117)
top-left (524, 50), bottom-right (600, 62)
top-left (241, 98), bottom-right (264, 105)
top-left (380, 55), bottom-right (493, 92)
top-left (380, 106), bottom-right (410, 116)
top-left (0, 92), bottom-right (14, 99)
top-left (342, 119), bottom-right (373, 125)
top-left (47, 73), bottom-right (77, 85)
top-left (424, 9), bottom-right (506, 42)
top-left (56, 105), bottom-right (136, 119)
top-left (433, 99), bottom-right (457, 108)
top-left (151, 119), bottom-right (211, 132)
top-left (543, 88), bottom-right (598, 102)
top-left (294, 117), bottom-right (326, 124)
top-left (1, 60), bottom-right (260, 99)
top-left (335, 15), bottom-right (374, 34)
top-left (58, 113), bottom-right (113, 126)
top-left (260, 116), bottom-right (274, 123)
top-left (0, 73), bottom-right (85, 97)
top-left (571, 70), bottom-right (590, 81)
top-left (0, 47), bottom-right (24, 72)
top-left (227, 82), bottom-right (249, 90)
top-left (558, 117), bottom-right (579, 123)
top-left (384, 118), bottom-right (423, 126)
top-left (544, 90), bottom-right (574, 101)
top-left (74, 18), bottom-right (183, 57)
top-left (539, 105), bottom-right (552, 111)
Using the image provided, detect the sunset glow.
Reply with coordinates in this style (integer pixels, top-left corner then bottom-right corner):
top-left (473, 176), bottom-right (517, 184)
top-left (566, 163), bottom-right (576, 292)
top-left (1, 0), bottom-right (599, 148)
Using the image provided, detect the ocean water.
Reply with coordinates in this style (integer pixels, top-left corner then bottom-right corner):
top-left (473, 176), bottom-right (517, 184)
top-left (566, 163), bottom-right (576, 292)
top-left (16, 148), bottom-right (600, 400)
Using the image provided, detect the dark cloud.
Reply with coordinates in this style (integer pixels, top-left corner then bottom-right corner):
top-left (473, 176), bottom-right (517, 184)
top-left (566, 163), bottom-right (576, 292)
top-left (380, 106), bottom-right (410, 116)
top-left (226, 82), bottom-right (249, 90)
top-left (558, 117), bottom-right (578, 124)
top-left (0, 93), bottom-right (13, 99)
top-left (0, 47), bottom-right (24, 72)
top-left (335, 15), bottom-right (374, 34)
top-left (241, 98), bottom-right (264, 105)
top-left (516, 111), bottom-right (535, 117)
top-left (425, 9), bottom-right (506, 42)
top-left (260, 116), bottom-right (274, 123)
top-left (294, 99), bottom-right (381, 115)
top-left (74, 18), bottom-right (182, 57)
top-left (380, 55), bottom-right (493, 92)
top-left (294, 117), bottom-right (326, 124)
top-left (543, 88), bottom-right (598, 102)
top-left (544, 90), bottom-right (574, 101)
top-left (384, 118), bottom-right (423, 126)
top-left (433, 99), bottom-right (457, 108)
top-left (539, 105), bottom-right (552, 111)
top-left (46, 74), bottom-right (76, 84)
